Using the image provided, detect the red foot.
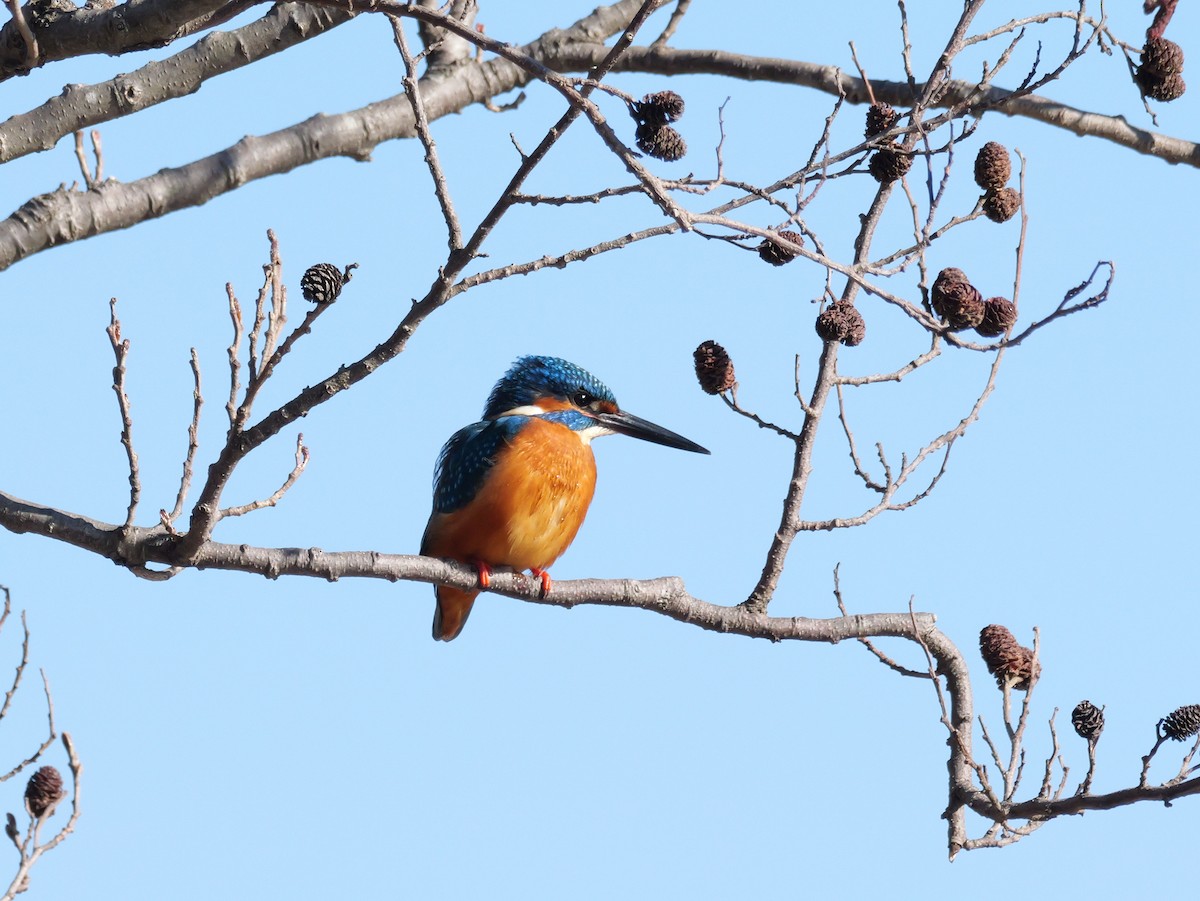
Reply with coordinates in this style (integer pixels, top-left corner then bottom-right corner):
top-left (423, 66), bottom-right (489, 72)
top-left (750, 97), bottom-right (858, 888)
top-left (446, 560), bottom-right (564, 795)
top-left (471, 560), bottom-right (492, 590)
top-left (530, 567), bottom-right (552, 596)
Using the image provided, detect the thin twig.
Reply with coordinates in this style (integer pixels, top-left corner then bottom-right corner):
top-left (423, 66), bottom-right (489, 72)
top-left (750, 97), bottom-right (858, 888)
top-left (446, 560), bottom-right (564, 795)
top-left (1038, 709), bottom-right (1063, 800)
top-left (225, 284), bottom-right (243, 427)
top-left (90, 130), bottom-right (104, 183)
top-left (72, 132), bottom-right (92, 189)
top-left (259, 230), bottom-right (287, 377)
top-left (164, 348), bottom-right (204, 531)
top-left (1141, 733), bottom-right (1169, 787)
top-left (0, 645), bottom-right (59, 785)
top-left (721, 389), bottom-right (800, 441)
top-left (106, 298), bottom-right (140, 528)
top-left (1077, 734), bottom-right (1100, 796)
top-left (0, 609), bottom-right (29, 725)
top-left (650, 0), bottom-right (690, 47)
top-left (218, 434), bottom-right (310, 519)
top-left (847, 41), bottom-right (877, 105)
top-left (391, 16), bottom-right (463, 249)
top-left (4, 0), bottom-right (38, 70)
top-left (71, 130), bottom-right (105, 189)
top-left (1168, 732), bottom-right (1200, 787)
top-left (834, 574), bottom-right (930, 678)
top-left (238, 303), bottom-right (333, 422)
top-left (246, 261), bottom-right (271, 387)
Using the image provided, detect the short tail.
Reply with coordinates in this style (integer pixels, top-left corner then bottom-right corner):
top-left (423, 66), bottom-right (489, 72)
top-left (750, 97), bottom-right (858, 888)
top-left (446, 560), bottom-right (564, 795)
top-left (432, 585), bottom-right (479, 642)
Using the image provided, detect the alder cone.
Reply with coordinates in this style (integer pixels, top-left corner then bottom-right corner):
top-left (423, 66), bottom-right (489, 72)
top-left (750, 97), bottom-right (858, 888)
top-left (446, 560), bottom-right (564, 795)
top-left (1071, 700), bottom-right (1105, 742)
top-left (1136, 37), bottom-right (1186, 101)
top-left (976, 297), bottom-right (1017, 338)
top-left (1160, 704), bottom-right (1200, 741)
top-left (25, 766), bottom-right (63, 818)
top-left (983, 187), bottom-right (1020, 223)
top-left (974, 141), bottom-right (1012, 192)
top-left (693, 340), bottom-right (736, 395)
top-left (636, 123), bottom-right (687, 161)
top-left (300, 263), bottom-right (344, 304)
top-left (757, 230), bottom-right (804, 266)
top-left (634, 90), bottom-right (685, 126)
top-left (979, 624), bottom-right (1038, 691)
top-left (931, 268), bottom-right (985, 330)
top-left (869, 147), bottom-right (912, 183)
top-left (865, 102), bottom-right (898, 137)
top-left (301, 262), bottom-right (357, 304)
top-left (815, 300), bottom-right (865, 346)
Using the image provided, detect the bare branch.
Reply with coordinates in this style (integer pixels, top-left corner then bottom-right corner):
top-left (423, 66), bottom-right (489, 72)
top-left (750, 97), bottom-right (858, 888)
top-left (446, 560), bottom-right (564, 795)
top-left (106, 298), bottom-right (141, 529)
top-left (0, 4), bottom-right (353, 165)
top-left (0, 608), bottom-right (29, 727)
top-left (0, 668), bottom-right (60, 784)
top-left (833, 573), bottom-right (930, 679)
top-left (743, 341), bottom-right (838, 613)
top-left (720, 388), bottom-right (800, 441)
top-left (164, 349), bottom-right (204, 531)
top-left (390, 15), bottom-right (463, 250)
top-left (1, 0), bottom-right (241, 79)
top-left (1077, 731), bottom-right (1101, 796)
top-left (225, 285), bottom-right (244, 429)
top-left (650, 0), bottom-right (690, 48)
top-left (218, 434), bottom-right (310, 520)
top-left (2, 0), bottom-right (37, 72)
top-left (540, 44), bottom-right (1200, 167)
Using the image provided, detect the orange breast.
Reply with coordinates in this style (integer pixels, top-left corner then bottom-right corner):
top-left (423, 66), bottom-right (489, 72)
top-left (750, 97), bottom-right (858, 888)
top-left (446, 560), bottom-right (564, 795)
top-left (422, 417), bottom-right (598, 572)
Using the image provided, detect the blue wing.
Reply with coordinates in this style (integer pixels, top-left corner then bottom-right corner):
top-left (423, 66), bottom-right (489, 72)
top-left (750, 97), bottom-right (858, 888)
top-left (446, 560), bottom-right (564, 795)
top-left (429, 417), bottom-right (527, 515)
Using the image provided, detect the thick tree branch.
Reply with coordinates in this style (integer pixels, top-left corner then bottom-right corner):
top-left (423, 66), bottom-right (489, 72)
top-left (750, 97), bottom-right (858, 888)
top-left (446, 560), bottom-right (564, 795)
top-left (0, 0), bottom-right (654, 273)
top-left (0, 484), bottom-right (976, 852)
top-left (0, 487), bottom-right (939, 644)
top-left (0, 3), bottom-right (354, 163)
top-left (4, 7), bottom-right (1194, 272)
top-left (1, 0), bottom-right (241, 79)
top-left (541, 44), bottom-right (1200, 168)
top-left (743, 340), bottom-right (837, 613)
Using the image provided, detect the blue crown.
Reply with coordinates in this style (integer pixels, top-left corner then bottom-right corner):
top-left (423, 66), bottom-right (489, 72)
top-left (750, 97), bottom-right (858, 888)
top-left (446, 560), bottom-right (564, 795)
top-left (483, 355), bottom-right (616, 419)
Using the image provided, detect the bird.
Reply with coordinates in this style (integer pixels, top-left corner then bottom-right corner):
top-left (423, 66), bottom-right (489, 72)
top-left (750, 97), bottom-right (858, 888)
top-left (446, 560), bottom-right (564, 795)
top-left (420, 355), bottom-right (709, 641)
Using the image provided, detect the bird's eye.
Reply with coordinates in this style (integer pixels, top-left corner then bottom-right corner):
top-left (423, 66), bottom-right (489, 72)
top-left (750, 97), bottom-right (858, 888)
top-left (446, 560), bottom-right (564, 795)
top-left (571, 389), bottom-right (595, 408)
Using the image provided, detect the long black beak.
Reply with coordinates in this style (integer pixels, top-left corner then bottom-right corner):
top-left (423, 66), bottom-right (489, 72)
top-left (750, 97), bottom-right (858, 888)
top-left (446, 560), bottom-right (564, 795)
top-left (594, 409), bottom-right (710, 454)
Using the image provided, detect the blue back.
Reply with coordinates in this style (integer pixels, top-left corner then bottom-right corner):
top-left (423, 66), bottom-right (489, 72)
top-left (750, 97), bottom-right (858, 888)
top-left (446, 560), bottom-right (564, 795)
top-left (429, 419), bottom-right (517, 515)
top-left (429, 410), bottom-right (599, 515)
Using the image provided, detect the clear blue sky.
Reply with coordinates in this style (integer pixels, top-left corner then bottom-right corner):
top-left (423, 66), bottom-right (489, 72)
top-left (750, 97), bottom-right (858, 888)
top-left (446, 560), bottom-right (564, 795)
top-left (1, 2), bottom-right (1197, 898)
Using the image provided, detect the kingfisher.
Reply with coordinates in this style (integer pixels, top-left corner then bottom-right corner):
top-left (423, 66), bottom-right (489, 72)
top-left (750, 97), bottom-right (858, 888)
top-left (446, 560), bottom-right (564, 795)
top-left (420, 355), bottom-right (709, 641)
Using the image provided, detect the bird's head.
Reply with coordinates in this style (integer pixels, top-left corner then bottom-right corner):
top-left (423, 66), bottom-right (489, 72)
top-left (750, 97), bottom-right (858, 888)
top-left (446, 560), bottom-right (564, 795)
top-left (484, 355), bottom-right (709, 454)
